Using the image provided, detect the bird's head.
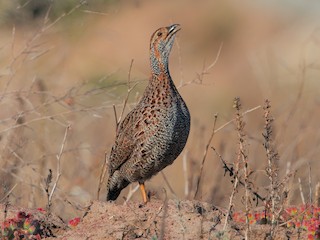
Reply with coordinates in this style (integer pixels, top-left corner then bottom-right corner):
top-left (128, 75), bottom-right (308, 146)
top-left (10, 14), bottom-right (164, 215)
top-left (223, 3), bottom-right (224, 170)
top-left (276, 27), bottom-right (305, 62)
top-left (149, 24), bottom-right (181, 75)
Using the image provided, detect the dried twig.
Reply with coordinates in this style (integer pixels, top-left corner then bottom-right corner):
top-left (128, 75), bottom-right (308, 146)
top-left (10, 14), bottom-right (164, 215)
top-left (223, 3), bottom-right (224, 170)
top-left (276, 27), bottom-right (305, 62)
top-left (161, 171), bottom-right (178, 199)
top-left (127, 59), bottom-right (134, 88)
top-left (308, 163), bottom-right (312, 205)
top-left (263, 100), bottom-right (280, 225)
top-left (223, 173), bottom-right (238, 231)
top-left (1, 183), bottom-right (15, 221)
top-left (98, 59), bottom-right (138, 200)
top-left (298, 177), bottom-right (305, 205)
top-left (124, 184), bottom-right (140, 204)
top-left (47, 124), bottom-right (71, 212)
top-left (45, 169), bottom-right (53, 211)
top-left (112, 104), bottom-right (119, 133)
top-left (214, 105), bottom-right (261, 134)
top-left (262, 99), bottom-right (287, 238)
top-left (234, 97), bottom-right (251, 239)
top-left (222, 99), bottom-right (242, 231)
top-left (97, 152), bottom-right (109, 200)
top-left (115, 59), bottom-right (138, 133)
top-left (81, 10), bottom-right (110, 16)
top-left (179, 42), bottom-right (223, 88)
top-left (182, 151), bottom-right (189, 198)
top-left (212, 147), bottom-right (265, 203)
top-left (159, 189), bottom-right (168, 240)
top-left (0, 1), bottom-right (86, 102)
top-left (194, 114), bottom-right (218, 199)
top-left (0, 184), bottom-right (17, 203)
top-left (315, 182), bottom-right (320, 207)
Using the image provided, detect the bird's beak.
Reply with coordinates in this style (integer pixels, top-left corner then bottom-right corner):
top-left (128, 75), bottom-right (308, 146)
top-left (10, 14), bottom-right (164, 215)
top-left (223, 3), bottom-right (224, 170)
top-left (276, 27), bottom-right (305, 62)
top-left (167, 24), bottom-right (181, 37)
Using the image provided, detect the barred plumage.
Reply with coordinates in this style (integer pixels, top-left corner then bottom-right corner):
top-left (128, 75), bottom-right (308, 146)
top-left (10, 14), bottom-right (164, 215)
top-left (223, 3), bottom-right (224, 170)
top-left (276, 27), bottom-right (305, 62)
top-left (106, 24), bottom-right (190, 203)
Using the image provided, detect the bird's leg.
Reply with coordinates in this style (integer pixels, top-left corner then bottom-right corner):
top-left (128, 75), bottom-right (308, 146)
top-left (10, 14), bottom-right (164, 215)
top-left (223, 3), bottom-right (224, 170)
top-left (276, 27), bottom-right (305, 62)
top-left (139, 182), bottom-right (148, 204)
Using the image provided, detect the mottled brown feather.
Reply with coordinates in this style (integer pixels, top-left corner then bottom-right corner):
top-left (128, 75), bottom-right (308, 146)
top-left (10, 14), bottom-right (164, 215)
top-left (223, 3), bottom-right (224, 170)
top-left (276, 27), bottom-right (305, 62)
top-left (106, 24), bottom-right (190, 201)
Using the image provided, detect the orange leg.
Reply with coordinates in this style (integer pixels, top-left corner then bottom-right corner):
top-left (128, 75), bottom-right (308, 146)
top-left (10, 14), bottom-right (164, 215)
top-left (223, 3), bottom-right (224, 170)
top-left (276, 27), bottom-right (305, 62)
top-left (139, 182), bottom-right (148, 204)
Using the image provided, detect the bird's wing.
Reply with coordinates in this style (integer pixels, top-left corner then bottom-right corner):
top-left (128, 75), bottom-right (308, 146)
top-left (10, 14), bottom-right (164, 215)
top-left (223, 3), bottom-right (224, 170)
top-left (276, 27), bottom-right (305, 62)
top-left (108, 110), bottom-right (137, 175)
top-left (108, 102), bottom-right (160, 175)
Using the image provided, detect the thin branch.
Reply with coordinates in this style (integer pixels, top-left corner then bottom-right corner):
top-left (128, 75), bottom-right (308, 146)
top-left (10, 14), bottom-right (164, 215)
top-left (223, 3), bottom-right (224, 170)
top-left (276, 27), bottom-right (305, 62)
top-left (0, 183), bottom-right (17, 202)
top-left (316, 182), bottom-right (320, 207)
top-left (221, 98), bottom-right (243, 231)
top-left (115, 59), bottom-right (139, 132)
top-left (308, 163), bottom-right (312, 205)
top-left (195, 42), bottom-right (224, 83)
top-left (97, 151), bottom-right (109, 200)
top-left (81, 10), bottom-right (110, 16)
top-left (113, 104), bottom-right (119, 133)
top-left (182, 150), bottom-right (189, 198)
top-left (0, 1), bottom-right (86, 103)
top-left (212, 147), bottom-right (265, 203)
top-left (214, 105), bottom-right (261, 134)
top-left (204, 42), bottom-right (224, 71)
top-left (234, 97), bottom-right (250, 239)
top-left (16, 0), bottom-right (32, 9)
top-left (48, 124), bottom-right (71, 207)
top-left (127, 59), bottom-right (134, 88)
top-left (194, 114), bottom-right (218, 199)
top-left (117, 86), bottom-right (139, 126)
top-left (0, 102), bottom-right (119, 135)
top-left (124, 184), bottom-right (140, 204)
top-left (298, 177), bottom-right (305, 205)
top-left (179, 42), bottom-right (223, 88)
top-left (263, 99), bottom-right (281, 232)
top-left (42, 1), bottom-right (86, 33)
top-left (159, 189), bottom-right (168, 240)
top-left (161, 171), bottom-right (178, 198)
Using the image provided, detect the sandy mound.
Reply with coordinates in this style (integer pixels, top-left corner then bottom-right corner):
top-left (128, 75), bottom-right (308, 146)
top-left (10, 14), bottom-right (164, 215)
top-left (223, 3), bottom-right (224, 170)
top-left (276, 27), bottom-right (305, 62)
top-left (1, 200), bottom-right (307, 239)
top-left (55, 199), bottom-right (223, 239)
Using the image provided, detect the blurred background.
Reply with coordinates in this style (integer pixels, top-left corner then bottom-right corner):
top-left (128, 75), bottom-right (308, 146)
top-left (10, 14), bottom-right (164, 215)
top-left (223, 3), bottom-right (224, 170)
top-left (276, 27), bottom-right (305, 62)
top-left (0, 0), bottom-right (320, 219)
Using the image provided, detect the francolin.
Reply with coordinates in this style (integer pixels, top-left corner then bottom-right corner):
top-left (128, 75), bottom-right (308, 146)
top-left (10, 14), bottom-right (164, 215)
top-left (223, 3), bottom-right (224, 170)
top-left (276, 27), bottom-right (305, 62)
top-left (106, 24), bottom-right (190, 203)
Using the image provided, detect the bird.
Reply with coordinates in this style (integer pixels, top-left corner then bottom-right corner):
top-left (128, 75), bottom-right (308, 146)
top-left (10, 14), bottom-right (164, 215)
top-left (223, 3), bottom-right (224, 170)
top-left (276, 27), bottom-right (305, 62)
top-left (106, 24), bottom-right (190, 204)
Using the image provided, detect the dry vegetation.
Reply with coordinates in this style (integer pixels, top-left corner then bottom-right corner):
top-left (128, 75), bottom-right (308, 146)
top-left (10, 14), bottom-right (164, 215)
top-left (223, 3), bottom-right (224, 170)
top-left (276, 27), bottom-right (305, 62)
top-left (1, 0), bottom-right (320, 239)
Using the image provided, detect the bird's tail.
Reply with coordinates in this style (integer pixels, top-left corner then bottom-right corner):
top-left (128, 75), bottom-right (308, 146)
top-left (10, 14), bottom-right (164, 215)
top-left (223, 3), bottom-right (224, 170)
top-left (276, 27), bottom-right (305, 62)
top-left (106, 171), bottom-right (130, 201)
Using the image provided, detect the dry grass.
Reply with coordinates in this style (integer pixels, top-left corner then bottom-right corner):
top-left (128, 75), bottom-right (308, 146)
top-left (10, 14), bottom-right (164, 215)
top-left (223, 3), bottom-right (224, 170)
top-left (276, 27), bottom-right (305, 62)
top-left (1, 1), bottom-right (320, 238)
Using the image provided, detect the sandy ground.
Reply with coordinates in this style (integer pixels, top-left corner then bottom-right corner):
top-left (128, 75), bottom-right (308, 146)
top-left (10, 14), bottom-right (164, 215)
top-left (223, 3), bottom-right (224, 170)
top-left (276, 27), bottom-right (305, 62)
top-left (1, 199), bottom-right (308, 240)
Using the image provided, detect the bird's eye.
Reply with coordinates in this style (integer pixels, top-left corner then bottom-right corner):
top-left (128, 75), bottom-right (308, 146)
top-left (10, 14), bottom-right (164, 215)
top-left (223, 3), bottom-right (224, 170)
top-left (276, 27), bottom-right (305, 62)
top-left (157, 32), bottom-right (162, 37)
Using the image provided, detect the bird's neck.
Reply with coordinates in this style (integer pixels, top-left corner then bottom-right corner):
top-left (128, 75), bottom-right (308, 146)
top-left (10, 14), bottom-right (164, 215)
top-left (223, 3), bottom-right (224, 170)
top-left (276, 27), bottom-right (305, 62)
top-left (147, 71), bottom-right (176, 96)
top-left (150, 50), bottom-right (169, 76)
